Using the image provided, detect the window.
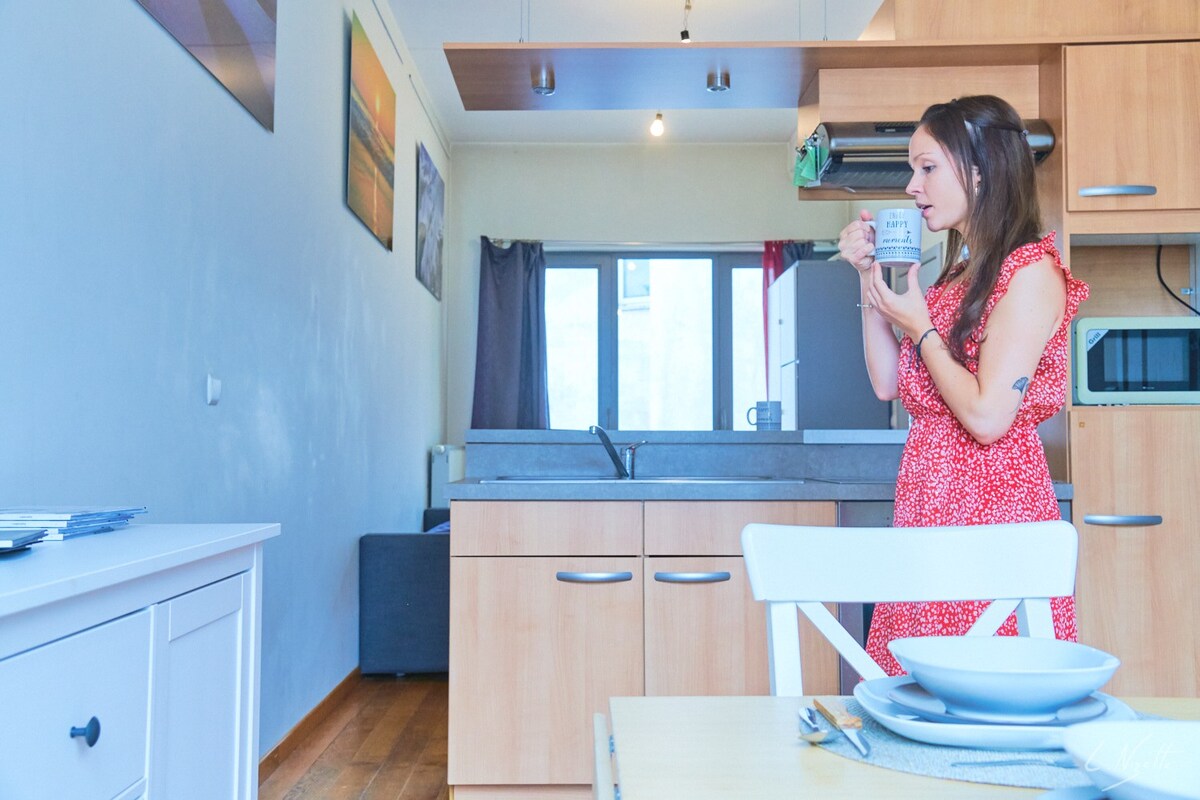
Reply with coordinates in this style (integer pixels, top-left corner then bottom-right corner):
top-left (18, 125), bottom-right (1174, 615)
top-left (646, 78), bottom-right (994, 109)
top-left (544, 251), bottom-right (764, 430)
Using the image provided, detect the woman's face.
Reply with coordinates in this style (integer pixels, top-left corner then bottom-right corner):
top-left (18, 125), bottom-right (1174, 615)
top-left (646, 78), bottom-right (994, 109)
top-left (905, 125), bottom-right (973, 234)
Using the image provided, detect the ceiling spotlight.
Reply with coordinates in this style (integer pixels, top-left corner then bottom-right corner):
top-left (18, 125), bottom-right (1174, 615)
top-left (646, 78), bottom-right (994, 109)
top-left (531, 66), bottom-right (555, 97)
top-left (706, 71), bottom-right (730, 92)
top-left (650, 113), bottom-right (664, 137)
top-left (680, 29), bottom-right (690, 42)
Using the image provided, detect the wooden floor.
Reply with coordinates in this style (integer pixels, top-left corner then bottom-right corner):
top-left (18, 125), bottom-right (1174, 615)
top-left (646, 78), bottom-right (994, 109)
top-left (259, 674), bottom-right (449, 800)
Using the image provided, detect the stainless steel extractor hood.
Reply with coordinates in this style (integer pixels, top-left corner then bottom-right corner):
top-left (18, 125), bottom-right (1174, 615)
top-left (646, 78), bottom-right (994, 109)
top-left (798, 120), bottom-right (1055, 193)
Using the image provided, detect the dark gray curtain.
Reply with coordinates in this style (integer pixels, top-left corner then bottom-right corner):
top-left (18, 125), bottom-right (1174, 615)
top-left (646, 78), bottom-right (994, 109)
top-left (470, 237), bottom-right (550, 429)
top-left (782, 240), bottom-right (815, 266)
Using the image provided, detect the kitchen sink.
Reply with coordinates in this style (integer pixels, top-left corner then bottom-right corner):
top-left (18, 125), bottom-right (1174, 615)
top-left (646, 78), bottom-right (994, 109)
top-left (480, 475), bottom-right (781, 484)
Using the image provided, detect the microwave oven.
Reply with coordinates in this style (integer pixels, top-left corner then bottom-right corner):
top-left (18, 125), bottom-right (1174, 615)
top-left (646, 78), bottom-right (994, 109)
top-left (1073, 316), bottom-right (1200, 405)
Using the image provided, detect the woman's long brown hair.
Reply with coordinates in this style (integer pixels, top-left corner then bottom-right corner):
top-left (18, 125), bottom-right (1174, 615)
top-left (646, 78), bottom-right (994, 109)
top-left (919, 95), bottom-right (1044, 365)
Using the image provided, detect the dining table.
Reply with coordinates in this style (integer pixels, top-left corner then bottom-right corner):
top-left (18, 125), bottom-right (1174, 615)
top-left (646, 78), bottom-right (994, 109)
top-left (607, 694), bottom-right (1200, 799)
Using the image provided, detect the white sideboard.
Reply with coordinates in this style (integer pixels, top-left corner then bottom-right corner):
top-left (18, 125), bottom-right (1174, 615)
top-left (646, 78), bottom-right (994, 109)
top-left (0, 522), bottom-right (279, 800)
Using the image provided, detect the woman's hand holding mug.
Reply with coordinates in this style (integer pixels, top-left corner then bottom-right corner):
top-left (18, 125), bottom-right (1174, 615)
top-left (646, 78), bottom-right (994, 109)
top-left (838, 209), bottom-right (876, 272)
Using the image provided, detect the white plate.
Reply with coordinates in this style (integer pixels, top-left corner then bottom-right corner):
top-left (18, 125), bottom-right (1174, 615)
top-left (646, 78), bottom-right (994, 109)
top-left (887, 679), bottom-right (1108, 726)
top-left (854, 676), bottom-right (1136, 751)
top-left (1063, 721), bottom-right (1200, 800)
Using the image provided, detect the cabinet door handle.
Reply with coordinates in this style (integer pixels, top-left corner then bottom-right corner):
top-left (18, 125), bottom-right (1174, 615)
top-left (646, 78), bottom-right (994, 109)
top-left (653, 571), bottom-right (731, 584)
top-left (1082, 514), bottom-right (1163, 527)
top-left (555, 571), bottom-right (633, 584)
top-left (1077, 184), bottom-right (1157, 197)
top-left (70, 716), bottom-right (101, 747)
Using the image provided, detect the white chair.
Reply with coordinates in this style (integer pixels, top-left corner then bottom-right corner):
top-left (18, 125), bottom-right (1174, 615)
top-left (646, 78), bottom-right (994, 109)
top-left (592, 712), bottom-right (616, 800)
top-left (740, 520), bottom-right (1078, 696)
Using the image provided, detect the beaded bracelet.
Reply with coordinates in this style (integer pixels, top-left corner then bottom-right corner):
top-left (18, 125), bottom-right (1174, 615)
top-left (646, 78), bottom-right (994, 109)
top-left (915, 327), bottom-right (938, 361)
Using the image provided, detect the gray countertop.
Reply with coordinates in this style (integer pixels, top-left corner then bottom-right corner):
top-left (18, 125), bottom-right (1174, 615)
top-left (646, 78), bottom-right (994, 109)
top-left (446, 478), bottom-right (1072, 502)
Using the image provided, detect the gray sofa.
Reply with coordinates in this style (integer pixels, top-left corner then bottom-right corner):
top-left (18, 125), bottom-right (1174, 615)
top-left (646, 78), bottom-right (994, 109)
top-left (358, 509), bottom-right (450, 674)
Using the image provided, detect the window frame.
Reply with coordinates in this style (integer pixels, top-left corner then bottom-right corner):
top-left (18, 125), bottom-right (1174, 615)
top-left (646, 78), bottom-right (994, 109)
top-left (544, 250), bottom-right (762, 430)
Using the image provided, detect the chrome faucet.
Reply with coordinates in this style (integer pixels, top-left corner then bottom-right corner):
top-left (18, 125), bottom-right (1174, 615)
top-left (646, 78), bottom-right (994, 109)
top-left (588, 425), bottom-right (629, 479)
top-left (623, 440), bottom-right (648, 479)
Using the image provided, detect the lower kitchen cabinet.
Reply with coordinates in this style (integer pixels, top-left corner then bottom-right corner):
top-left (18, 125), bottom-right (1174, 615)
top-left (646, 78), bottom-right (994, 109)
top-left (448, 499), bottom-right (838, 798)
top-left (644, 501), bottom-right (840, 697)
top-left (0, 523), bottom-right (277, 800)
top-left (1069, 407), bottom-right (1199, 696)
top-left (643, 556), bottom-right (769, 696)
top-left (448, 555), bottom-right (644, 786)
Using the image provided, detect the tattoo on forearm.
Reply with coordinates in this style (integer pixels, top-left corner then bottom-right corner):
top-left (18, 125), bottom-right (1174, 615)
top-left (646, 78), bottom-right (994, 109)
top-left (1011, 376), bottom-right (1030, 412)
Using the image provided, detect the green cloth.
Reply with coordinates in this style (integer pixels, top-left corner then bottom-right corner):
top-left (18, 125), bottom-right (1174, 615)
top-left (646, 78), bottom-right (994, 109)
top-left (794, 140), bottom-right (828, 187)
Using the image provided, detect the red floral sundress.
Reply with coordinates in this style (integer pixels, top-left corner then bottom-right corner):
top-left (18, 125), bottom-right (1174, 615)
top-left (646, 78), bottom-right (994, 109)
top-left (864, 233), bottom-right (1090, 676)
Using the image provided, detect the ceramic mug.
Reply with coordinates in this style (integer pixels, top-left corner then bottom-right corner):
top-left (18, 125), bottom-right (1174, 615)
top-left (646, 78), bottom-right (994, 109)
top-left (868, 208), bottom-right (923, 268)
top-left (746, 400), bottom-right (782, 431)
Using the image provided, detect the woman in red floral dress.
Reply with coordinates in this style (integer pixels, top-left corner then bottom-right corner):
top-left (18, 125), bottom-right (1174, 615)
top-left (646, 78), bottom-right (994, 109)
top-left (836, 95), bottom-right (1089, 676)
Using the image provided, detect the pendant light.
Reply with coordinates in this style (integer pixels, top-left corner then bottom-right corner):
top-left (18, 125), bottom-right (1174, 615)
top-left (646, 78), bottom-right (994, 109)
top-left (680, 0), bottom-right (691, 42)
top-left (650, 113), bottom-right (665, 137)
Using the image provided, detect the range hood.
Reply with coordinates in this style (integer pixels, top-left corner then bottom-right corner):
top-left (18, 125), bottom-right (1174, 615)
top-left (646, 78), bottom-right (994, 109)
top-left (798, 120), bottom-right (1055, 193)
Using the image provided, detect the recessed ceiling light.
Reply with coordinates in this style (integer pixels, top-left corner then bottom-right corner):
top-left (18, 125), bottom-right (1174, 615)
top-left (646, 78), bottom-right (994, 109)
top-left (706, 72), bottom-right (730, 93)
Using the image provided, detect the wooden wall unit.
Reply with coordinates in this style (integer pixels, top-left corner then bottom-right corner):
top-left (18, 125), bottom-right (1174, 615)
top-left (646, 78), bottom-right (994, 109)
top-left (1069, 246), bottom-right (1195, 318)
top-left (1068, 407), bottom-right (1200, 696)
top-left (1064, 43), bottom-right (1200, 219)
top-left (888, 0), bottom-right (1200, 40)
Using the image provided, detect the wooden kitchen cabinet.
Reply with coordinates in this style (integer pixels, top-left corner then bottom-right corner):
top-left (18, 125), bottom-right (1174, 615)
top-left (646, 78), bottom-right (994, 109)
top-left (643, 501), bottom-right (840, 697)
top-left (1069, 407), bottom-right (1200, 696)
top-left (448, 555), bottom-right (644, 786)
top-left (643, 556), bottom-right (769, 696)
top-left (448, 501), bottom-right (645, 793)
top-left (448, 499), bottom-right (841, 798)
top-left (1065, 42), bottom-right (1200, 215)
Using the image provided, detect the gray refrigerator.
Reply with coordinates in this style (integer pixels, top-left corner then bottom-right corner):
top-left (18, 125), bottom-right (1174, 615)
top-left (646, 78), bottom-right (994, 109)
top-left (767, 260), bottom-right (892, 430)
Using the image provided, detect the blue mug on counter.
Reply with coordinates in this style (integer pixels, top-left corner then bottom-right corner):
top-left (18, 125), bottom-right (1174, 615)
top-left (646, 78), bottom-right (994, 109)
top-left (746, 401), bottom-right (782, 431)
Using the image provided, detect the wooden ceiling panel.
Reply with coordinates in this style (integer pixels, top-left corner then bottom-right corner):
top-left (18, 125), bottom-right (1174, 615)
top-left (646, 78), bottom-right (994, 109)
top-left (444, 36), bottom-right (1192, 113)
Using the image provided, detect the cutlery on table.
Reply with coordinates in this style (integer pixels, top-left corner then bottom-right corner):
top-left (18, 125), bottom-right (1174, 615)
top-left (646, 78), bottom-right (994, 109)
top-left (814, 697), bottom-right (871, 757)
top-left (797, 706), bottom-right (831, 743)
top-left (951, 756), bottom-right (1077, 768)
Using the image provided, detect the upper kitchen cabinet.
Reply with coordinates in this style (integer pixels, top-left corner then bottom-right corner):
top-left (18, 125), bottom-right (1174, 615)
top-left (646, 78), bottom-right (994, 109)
top-left (1065, 42), bottom-right (1200, 228)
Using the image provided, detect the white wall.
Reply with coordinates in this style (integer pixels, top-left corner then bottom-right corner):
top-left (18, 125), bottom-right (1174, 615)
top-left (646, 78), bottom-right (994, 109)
top-left (445, 143), bottom-right (870, 442)
top-left (0, 0), bottom-right (448, 754)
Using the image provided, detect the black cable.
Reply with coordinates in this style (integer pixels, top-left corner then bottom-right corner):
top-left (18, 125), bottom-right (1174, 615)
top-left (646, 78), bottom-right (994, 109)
top-left (1155, 244), bottom-right (1200, 316)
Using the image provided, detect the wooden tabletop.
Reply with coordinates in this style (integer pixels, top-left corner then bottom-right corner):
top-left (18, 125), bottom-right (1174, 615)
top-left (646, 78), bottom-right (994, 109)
top-left (608, 695), bottom-right (1200, 799)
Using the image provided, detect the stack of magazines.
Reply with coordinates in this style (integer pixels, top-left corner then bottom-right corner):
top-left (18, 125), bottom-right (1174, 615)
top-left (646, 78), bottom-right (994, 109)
top-left (1, 527), bottom-right (49, 553)
top-left (0, 506), bottom-right (148, 542)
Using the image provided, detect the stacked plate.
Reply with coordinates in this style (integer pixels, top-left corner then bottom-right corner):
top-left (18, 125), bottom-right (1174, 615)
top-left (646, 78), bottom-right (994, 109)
top-left (852, 636), bottom-right (1129, 750)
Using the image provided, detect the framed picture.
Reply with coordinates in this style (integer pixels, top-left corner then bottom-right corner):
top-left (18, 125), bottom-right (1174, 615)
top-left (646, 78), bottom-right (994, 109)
top-left (416, 142), bottom-right (444, 300)
top-left (346, 12), bottom-right (396, 250)
top-left (136, 0), bottom-right (277, 130)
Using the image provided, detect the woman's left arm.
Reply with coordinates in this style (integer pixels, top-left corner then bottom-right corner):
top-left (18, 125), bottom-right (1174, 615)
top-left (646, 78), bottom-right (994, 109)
top-left (919, 255), bottom-right (1066, 445)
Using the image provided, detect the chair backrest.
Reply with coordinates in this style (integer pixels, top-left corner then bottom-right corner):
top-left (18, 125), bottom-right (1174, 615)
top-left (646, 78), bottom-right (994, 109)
top-left (740, 520), bottom-right (1078, 696)
top-left (592, 712), bottom-right (615, 800)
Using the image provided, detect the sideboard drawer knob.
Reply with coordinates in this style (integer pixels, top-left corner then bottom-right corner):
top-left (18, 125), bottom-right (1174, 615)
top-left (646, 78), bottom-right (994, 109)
top-left (70, 716), bottom-right (101, 747)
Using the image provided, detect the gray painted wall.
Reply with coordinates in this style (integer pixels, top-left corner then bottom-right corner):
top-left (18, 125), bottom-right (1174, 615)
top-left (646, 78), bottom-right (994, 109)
top-left (0, 0), bottom-right (446, 754)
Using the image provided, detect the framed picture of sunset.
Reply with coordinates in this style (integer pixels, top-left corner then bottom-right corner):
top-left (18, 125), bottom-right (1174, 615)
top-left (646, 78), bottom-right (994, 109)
top-left (346, 12), bottom-right (396, 250)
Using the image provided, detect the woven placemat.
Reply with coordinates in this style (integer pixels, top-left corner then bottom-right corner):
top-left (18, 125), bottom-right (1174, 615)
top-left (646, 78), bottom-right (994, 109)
top-left (802, 699), bottom-right (1153, 790)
